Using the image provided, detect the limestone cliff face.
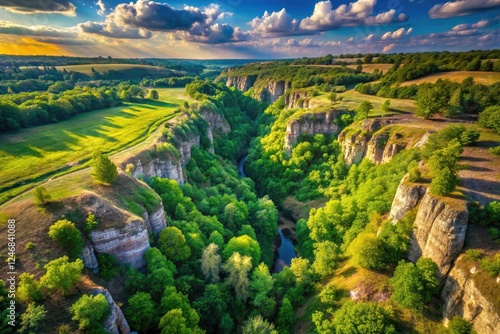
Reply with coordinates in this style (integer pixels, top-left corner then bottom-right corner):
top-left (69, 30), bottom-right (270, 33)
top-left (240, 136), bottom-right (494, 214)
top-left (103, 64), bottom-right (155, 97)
top-left (200, 109), bottom-right (231, 134)
top-left (82, 241), bottom-right (98, 273)
top-left (77, 193), bottom-right (151, 268)
top-left (133, 155), bottom-right (185, 184)
top-left (441, 255), bottom-right (500, 334)
top-left (388, 174), bottom-right (427, 222)
top-left (284, 91), bottom-right (311, 109)
top-left (338, 130), bottom-right (371, 165)
top-left (260, 81), bottom-right (292, 104)
top-left (143, 203), bottom-right (167, 234)
top-left (226, 75), bottom-right (257, 92)
top-left (284, 111), bottom-right (340, 153)
top-left (90, 287), bottom-right (130, 334)
top-left (408, 189), bottom-right (468, 279)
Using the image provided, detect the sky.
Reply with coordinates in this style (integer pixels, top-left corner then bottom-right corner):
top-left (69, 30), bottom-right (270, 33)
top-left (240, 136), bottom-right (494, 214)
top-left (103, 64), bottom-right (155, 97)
top-left (0, 0), bottom-right (498, 59)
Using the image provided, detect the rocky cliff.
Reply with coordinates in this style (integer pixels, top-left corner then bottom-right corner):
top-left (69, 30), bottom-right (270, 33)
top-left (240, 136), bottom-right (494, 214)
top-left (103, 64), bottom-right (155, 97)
top-left (122, 109), bottom-right (230, 185)
top-left (143, 203), bottom-right (167, 234)
top-left (90, 287), bottom-right (130, 334)
top-left (82, 241), bottom-right (99, 273)
top-left (259, 80), bottom-right (292, 104)
top-left (284, 91), bottom-right (311, 109)
top-left (388, 174), bottom-right (427, 222)
top-left (76, 192), bottom-right (151, 268)
top-left (339, 119), bottom-right (427, 165)
top-left (226, 75), bottom-right (257, 92)
top-left (441, 255), bottom-right (500, 334)
top-left (407, 189), bottom-right (469, 279)
top-left (284, 111), bottom-right (340, 153)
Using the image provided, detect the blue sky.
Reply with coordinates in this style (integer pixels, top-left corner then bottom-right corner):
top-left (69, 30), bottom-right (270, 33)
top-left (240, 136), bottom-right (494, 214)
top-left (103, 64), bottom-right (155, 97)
top-left (0, 0), bottom-right (498, 58)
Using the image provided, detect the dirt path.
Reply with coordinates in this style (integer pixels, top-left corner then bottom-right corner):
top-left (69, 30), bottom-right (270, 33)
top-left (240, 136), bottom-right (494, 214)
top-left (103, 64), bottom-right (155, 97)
top-left (458, 146), bottom-right (500, 205)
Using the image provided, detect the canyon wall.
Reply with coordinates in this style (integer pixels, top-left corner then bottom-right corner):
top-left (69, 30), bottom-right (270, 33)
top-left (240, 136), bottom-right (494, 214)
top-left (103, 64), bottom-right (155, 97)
top-left (441, 255), bottom-right (500, 334)
top-left (284, 111), bottom-right (340, 153)
top-left (90, 287), bottom-right (130, 334)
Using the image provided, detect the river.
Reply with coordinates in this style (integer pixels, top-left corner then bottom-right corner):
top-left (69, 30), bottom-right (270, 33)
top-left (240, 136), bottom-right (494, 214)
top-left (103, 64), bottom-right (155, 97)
top-left (238, 155), bottom-right (297, 272)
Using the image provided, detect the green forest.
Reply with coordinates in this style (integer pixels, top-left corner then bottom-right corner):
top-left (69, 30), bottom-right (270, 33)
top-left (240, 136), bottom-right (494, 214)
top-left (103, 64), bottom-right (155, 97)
top-left (0, 50), bottom-right (499, 334)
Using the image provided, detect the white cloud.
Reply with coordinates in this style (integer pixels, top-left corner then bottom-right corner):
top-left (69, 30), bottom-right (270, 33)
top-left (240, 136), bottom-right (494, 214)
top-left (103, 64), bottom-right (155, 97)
top-left (299, 0), bottom-right (408, 31)
top-left (382, 43), bottom-right (396, 52)
top-left (248, 8), bottom-right (300, 36)
top-left (96, 0), bottom-right (106, 16)
top-left (381, 27), bottom-right (412, 40)
top-left (429, 0), bottom-right (500, 19)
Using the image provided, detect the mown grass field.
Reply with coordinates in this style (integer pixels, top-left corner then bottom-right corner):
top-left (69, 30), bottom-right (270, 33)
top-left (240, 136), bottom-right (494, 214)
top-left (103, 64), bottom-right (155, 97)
top-left (54, 63), bottom-right (183, 76)
top-left (0, 88), bottom-right (188, 204)
top-left (399, 71), bottom-right (500, 86)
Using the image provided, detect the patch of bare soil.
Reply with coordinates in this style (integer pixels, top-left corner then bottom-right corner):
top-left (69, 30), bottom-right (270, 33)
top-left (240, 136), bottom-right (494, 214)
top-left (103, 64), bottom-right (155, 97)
top-left (458, 146), bottom-right (500, 205)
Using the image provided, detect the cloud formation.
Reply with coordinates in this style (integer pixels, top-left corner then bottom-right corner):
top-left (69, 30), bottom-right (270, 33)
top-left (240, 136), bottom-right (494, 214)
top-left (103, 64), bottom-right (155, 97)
top-left (429, 0), bottom-right (500, 19)
top-left (248, 9), bottom-right (300, 36)
top-left (299, 0), bottom-right (408, 32)
top-left (80, 1), bottom-right (245, 43)
top-left (0, 0), bottom-right (76, 16)
top-left (381, 27), bottom-right (412, 40)
top-left (96, 0), bottom-right (106, 16)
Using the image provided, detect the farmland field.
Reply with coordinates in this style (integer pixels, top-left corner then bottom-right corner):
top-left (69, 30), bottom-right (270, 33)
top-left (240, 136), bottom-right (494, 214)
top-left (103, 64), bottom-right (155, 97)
top-left (399, 71), bottom-right (500, 86)
top-left (0, 88), bottom-right (188, 203)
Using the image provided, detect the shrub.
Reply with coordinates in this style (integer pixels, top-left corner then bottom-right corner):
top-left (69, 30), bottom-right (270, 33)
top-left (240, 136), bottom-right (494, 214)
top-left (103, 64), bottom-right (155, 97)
top-left (48, 219), bottom-right (83, 259)
top-left (17, 273), bottom-right (43, 304)
top-left (459, 128), bottom-right (480, 146)
top-left (84, 213), bottom-right (99, 233)
top-left (97, 253), bottom-right (120, 281)
top-left (480, 254), bottom-right (500, 276)
top-left (489, 146), bottom-right (500, 156)
top-left (408, 166), bottom-right (421, 182)
top-left (465, 249), bottom-right (483, 261)
top-left (25, 242), bottom-right (35, 250)
top-left (331, 301), bottom-right (396, 334)
top-left (20, 303), bottom-right (46, 333)
top-left (33, 186), bottom-right (51, 206)
top-left (40, 256), bottom-right (83, 295)
top-left (448, 316), bottom-right (474, 334)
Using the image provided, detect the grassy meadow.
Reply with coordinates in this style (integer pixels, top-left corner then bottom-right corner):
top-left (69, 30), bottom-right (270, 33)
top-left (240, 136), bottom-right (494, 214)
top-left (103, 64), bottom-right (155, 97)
top-left (399, 71), bottom-right (500, 86)
top-left (0, 88), bottom-right (188, 204)
top-left (56, 64), bottom-right (184, 76)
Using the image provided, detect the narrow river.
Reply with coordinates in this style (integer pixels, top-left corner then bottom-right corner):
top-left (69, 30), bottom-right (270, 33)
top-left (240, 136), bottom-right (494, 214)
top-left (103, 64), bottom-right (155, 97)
top-left (238, 155), bottom-right (297, 272)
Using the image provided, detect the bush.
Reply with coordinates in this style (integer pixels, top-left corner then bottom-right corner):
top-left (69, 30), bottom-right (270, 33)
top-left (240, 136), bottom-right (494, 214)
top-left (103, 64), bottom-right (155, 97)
top-left (459, 128), bottom-right (480, 146)
top-left (480, 254), bottom-right (500, 276)
top-left (408, 166), bottom-right (421, 182)
top-left (448, 316), bottom-right (474, 334)
top-left (478, 106), bottom-right (500, 133)
top-left (33, 186), bottom-right (51, 206)
top-left (489, 146), bottom-right (500, 155)
top-left (331, 301), bottom-right (396, 334)
top-left (40, 256), bottom-right (84, 295)
top-left (465, 249), bottom-right (483, 261)
top-left (97, 253), bottom-right (120, 281)
top-left (48, 219), bottom-right (83, 259)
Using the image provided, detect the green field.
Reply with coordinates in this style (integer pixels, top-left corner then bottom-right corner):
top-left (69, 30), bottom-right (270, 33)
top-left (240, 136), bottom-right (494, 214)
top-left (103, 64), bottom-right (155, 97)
top-left (399, 71), bottom-right (500, 86)
top-left (0, 88), bottom-right (188, 204)
top-left (21, 63), bottom-right (185, 77)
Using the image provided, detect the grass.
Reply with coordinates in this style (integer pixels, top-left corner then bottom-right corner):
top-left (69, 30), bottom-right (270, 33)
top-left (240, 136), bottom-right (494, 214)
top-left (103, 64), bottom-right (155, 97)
top-left (55, 64), bottom-right (184, 76)
top-left (0, 88), bottom-right (189, 204)
top-left (399, 71), bottom-right (500, 86)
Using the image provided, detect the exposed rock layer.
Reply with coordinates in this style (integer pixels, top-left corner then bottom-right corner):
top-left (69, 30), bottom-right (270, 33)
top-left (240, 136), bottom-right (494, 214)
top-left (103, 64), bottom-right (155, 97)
top-left (388, 175), bottom-right (427, 222)
top-left (90, 287), bottom-right (130, 334)
top-left (285, 111), bottom-right (340, 152)
top-left (408, 189), bottom-right (468, 279)
top-left (441, 255), bottom-right (500, 334)
top-left (82, 242), bottom-right (99, 273)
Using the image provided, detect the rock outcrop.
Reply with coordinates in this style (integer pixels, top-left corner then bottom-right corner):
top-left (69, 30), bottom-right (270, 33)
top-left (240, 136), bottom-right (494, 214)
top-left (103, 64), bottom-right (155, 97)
top-left (259, 81), bottom-right (292, 104)
top-left (407, 189), bottom-right (468, 279)
top-left (82, 241), bottom-right (99, 273)
top-left (226, 75), bottom-right (256, 92)
top-left (90, 287), bottom-right (130, 334)
top-left (285, 91), bottom-right (311, 109)
top-left (388, 175), bottom-right (427, 222)
top-left (284, 111), bottom-right (340, 153)
top-left (441, 255), bottom-right (500, 334)
top-left (133, 155), bottom-right (186, 184)
top-left (143, 202), bottom-right (167, 234)
top-left (77, 193), bottom-right (151, 268)
top-left (338, 130), bottom-right (371, 165)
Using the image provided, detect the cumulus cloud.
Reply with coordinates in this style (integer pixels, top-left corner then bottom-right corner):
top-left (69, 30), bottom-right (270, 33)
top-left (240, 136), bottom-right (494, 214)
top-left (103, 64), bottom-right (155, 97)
top-left (248, 8), bottom-right (300, 36)
top-left (96, 0), bottom-right (106, 16)
top-left (429, 0), bottom-right (500, 19)
top-left (382, 43), bottom-right (396, 52)
top-left (79, 20), bottom-right (153, 39)
top-left (381, 27), bottom-right (412, 40)
top-left (79, 1), bottom-right (244, 44)
top-left (0, 21), bottom-right (76, 38)
top-left (299, 0), bottom-right (408, 32)
top-left (0, 0), bottom-right (76, 16)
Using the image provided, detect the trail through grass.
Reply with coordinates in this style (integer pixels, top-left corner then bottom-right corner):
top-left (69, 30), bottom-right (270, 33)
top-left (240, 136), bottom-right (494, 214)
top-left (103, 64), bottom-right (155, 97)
top-left (0, 88), bottom-right (188, 204)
